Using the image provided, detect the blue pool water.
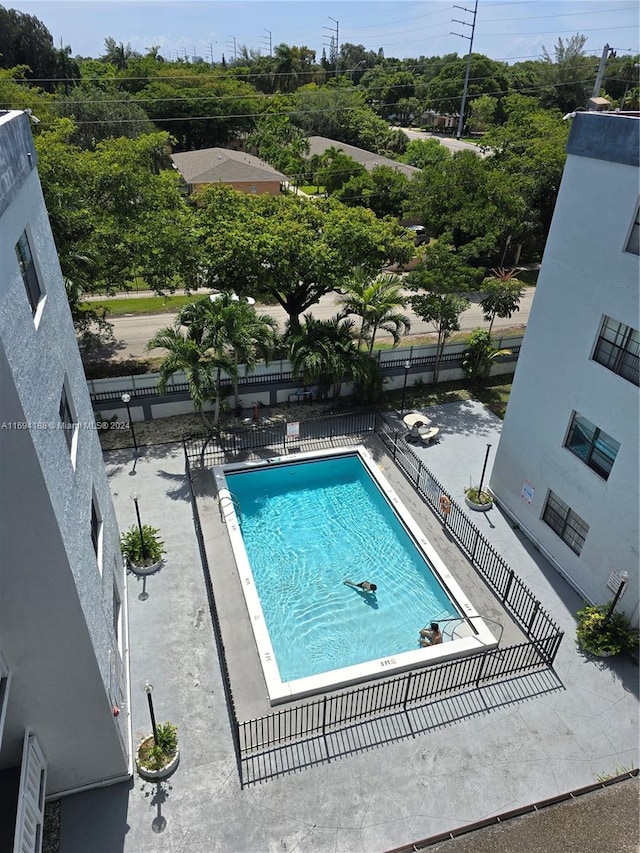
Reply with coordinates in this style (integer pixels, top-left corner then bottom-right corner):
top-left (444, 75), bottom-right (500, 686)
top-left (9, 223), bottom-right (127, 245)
top-left (226, 454), bottom-right (460, 682)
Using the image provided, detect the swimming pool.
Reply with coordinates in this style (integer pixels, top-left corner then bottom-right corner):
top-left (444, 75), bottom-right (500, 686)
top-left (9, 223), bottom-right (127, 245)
top-left (214, 446), bottom-right (497, 703)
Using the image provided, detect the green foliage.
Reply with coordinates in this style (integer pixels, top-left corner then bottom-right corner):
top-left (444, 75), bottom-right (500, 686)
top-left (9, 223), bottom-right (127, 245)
top-left (461, 328), bottom-right (512, 382)
top-left (576, 603), bottom-right (639, 657)
top-left (195, 187), bottom-right (412, 332)
top-left (246, 113), bottom-right (309, 176)
top-left (337, 268), bottom-right (410, 353)
top-left (121, 525), bottom-right (166, 565)
top-left (138, 721), bottom-right (178, 771)
top-left (407, 151), bottom-right (526, 264)
top-left (425, 54), bottom-right (510, 116)
top-left (401, 138), bottom-right (450, 169)
top-left (540, 34), bottom-right (597, 113)
top-left (334, 165), bottom-right (410, 218)
top-left (288, 314), bottom-right (361, 400)
top-left (407, 238), bottom-right (481, 383)
top-left (480, 269), bottom-right (524, 333)
top-left (53, 86), bottom-right (155, 147)
top-left (464, 486), bottom-right (493, 505)
top-left (0, 6), bottom-right (59, 88)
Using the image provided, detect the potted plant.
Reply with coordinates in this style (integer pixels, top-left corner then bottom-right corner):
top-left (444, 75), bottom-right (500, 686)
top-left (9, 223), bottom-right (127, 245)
top-left (136, 722), bottom-right (179, 780)
top-left (121, 524), bottom-right (165, 575)
top-left (576, 603), bottom-right (639, 658)
top-left (464, 485), bottom-right (493, 511)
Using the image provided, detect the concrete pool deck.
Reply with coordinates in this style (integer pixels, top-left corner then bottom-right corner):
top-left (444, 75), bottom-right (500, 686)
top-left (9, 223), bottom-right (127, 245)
top-left (59, 400), bottom-right (639, 853)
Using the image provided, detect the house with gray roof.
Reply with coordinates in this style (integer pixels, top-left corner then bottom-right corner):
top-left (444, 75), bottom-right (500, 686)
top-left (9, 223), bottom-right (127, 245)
top-left (171, 148), bottom-right (286, 195)
top-left (306, 136), bottom-right (420, 179)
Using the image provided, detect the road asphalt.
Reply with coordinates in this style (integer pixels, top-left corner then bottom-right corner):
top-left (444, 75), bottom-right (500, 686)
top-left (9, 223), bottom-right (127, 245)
top-left (96, 288), bottom-right (534, 361)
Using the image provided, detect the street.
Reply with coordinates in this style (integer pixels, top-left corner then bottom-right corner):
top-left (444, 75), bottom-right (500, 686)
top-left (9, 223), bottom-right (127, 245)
top-left (105, 288), bottom-right (534, 361)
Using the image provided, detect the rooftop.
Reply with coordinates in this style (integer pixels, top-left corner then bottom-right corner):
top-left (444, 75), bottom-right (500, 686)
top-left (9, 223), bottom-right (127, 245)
top-left (307, 135), bottom-right (420, 179)
top-left (171, 147), bottom-right (287, 185)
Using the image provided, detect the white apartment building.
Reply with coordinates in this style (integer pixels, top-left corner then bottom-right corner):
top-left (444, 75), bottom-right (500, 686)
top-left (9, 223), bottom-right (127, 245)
top-left (0, 111), bottom-right (131, 852)
top-left (490, 111), bottom-right (639, 626)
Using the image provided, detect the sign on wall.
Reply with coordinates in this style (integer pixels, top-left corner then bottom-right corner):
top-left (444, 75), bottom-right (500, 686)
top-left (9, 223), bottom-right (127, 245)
top-left (521, 480), bottom-right (534, 504)
top-left (286, 422), bottom-right (300, 440)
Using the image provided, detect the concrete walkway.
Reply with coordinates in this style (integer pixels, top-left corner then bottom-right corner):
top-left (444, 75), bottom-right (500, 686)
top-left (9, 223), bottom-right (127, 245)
top-left (59, 401), bottom-right (638, 853)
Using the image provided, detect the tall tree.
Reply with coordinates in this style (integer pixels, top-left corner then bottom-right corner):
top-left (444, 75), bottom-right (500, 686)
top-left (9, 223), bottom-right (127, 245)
top-left (337, 267), bottom-right (410, 353)
top-left (195, 188), bottom-right (412, 332)
top-left (406, 238), bottom-right (482, 383)
top-left (178, 294), bottom-right (278, 414)
top-left (0, 5), bottom-right (58, 87)
top-left (288, 314), bottom-right (362, 400)
top-left (480, 268), bottom-right (524, 334)
top-left (540, 34), bottom-right (596, 112)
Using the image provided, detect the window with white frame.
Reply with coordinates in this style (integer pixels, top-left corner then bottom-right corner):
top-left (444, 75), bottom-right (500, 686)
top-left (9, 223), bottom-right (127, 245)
top-left (59, 381), bottom-right (78, 455)
top-left (542, 491), bottom-right (589, 555)
top-left (592, 316), bottom-right (639, 387)
top-left (565, 412), bottom-right (620, 480)
top-left (625, 205), bottom-right (639, 255)
top-left (15, 230), bottom-right (44, 315)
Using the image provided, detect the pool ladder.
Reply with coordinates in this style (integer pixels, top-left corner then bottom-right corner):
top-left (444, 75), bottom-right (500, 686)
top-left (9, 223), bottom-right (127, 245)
top-left (218, 492), bottom-right (241, 524)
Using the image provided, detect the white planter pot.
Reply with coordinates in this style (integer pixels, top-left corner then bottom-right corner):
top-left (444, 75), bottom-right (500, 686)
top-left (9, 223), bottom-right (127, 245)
top-left (136, 740), bottom-right (180, 780)
top-left (127, 558), bottom-right (162, 576)
top-left (465, 495), bottom-right (493, 512)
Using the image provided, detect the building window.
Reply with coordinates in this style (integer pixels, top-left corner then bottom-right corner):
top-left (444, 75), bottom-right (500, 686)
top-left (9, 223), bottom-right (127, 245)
top-left (15, 231), bottom-right (43, 315)
top-left (626, 205), bottom-right (640, 255)
top-left (59, 383), bottom-right (77, 453)
top-left (565, 413), bottom-right (620, 480)
top-left (91, 495), bottom-right (102, 569)
top-left (542, 491), bottom-right (589, 556)
top-left (592, 317), bottom-right (639, 387)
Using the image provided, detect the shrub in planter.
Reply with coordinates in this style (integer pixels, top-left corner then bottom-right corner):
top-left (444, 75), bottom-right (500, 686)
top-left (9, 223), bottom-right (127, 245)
top-left (464, 486), bottom-right (493, 506)
top-left (576, 603), bottom-right (639, 657)
top-left (136, 722), bottom-right (178, 776)
top-left (121, 524), bottom-right (165, 568)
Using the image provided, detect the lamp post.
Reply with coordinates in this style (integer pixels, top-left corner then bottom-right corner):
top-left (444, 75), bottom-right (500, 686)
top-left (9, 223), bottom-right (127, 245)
top-left (131, 491), bottom-right (148, 561)
top-left (144, 681), bottom-right (159, 745)
top-left (604, 571), bottom-right (630, 624)
top-left (121, 393), bottom-right (137, 451)
top-left (477, 443), bottom-right (492, 498)
top-left (400, 360), bottom-right (411, 413)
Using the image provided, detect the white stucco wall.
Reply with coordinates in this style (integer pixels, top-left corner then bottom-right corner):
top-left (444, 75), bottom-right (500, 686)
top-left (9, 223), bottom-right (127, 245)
top-left (490, 113), bottom-right (639, 625)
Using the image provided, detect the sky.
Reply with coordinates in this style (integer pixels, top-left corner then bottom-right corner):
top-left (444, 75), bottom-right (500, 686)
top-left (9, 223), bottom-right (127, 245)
top-left (8, 0), bottom-right (640, 64)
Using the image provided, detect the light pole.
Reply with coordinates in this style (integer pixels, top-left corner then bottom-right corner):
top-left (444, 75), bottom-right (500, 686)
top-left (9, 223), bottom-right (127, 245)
top-left (400, 360), bottom-right (411, 413)
top-left (121, 393), bottom-right (137, 452)
top-left (604, 571), bottom-right (630, 624)
top-left (144, 681), bottom-right (159, 745)
top-left (477, 443), bottom-right (492, 497)
top-left (131, 492), bottom-right (148, 561)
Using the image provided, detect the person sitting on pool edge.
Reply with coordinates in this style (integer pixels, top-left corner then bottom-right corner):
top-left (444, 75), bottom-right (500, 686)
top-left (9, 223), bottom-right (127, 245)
top-left (344, 579), bottom-right (377, 594)
top-left (419, 622), bottom-right (442, 646)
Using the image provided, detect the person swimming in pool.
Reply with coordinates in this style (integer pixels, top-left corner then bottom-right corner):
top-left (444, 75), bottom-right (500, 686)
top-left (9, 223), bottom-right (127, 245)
top-left (419, 622), bottom-right (442, 646)
top-left (344, 579), bottom-right (377, 594)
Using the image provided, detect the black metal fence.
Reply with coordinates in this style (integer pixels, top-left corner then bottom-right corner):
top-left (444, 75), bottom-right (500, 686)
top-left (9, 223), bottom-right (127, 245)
top-left (183, 411), bottom-right (563, 762)
top-left (90, 342), bottom-right (521, 406)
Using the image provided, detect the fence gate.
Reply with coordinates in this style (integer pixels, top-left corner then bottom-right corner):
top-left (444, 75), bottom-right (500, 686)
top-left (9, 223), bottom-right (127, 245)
top-left (13, 729), bottom-right (47, 853)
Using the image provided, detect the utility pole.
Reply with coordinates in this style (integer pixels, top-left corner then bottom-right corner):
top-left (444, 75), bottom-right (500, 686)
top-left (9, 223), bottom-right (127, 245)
top-left (227, 35), bottom-right (237, 62)
top-left (261, 29), bottom-right (272, 57)
top-left (323, 17), bottom-right (339, 78)
top-left (451, 0), bottom-right (478, 140)
top-left (208, 42), bottom-right (215, 64)
top-left (591, 43), bottom-right (616, 100)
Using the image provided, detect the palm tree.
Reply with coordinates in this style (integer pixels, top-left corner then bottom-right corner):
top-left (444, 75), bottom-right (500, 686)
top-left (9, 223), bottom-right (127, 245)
top-left (337, 267), bottom-right (411, 354)
top-left (177, 293), bottom-right (279, 417)
top-left (288, 314), bottom-right (363, 400)
top-left (146, 326), bottom-right (221, 428)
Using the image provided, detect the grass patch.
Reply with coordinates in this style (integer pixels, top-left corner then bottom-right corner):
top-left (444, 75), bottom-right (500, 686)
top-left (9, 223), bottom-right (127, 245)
top-left (298, 185), bottom-right (325, 195)
top-left (81, 294), bottom-right (203, 316)
top-left (386, 376), bottom-right (512, 420)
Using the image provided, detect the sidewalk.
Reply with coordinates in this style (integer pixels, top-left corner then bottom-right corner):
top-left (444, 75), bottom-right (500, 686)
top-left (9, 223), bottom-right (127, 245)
top-left (59, 401), bottom-right (638, 853)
